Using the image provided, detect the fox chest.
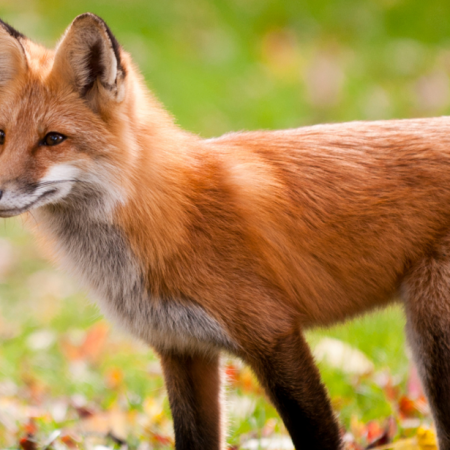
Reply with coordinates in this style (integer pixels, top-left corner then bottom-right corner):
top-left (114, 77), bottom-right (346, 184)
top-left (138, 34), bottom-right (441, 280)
top-left (40, 212), bottom-right (232, 353)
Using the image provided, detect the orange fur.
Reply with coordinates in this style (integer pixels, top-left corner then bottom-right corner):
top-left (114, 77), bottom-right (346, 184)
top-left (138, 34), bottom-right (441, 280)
top-left (2, 13), bottom-right (450, 450)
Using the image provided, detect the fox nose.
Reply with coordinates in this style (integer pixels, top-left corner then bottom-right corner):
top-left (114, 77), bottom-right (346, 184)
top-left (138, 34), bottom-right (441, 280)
top-left (0, 190), bottom-right (3, 201)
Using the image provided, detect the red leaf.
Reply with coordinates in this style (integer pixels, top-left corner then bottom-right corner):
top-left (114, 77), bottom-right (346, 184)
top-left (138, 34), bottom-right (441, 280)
top-left (149, 431), bottom-right (173, 446)
top-left (24, 419), bottom-right (38, 436)
top-left (61, 434), bottom-right (80, 449)
top-left (364, 421), bottom-right (383, 442)
top-left (19, 434), bottom-right (37, 450)
top-left (366, 429), bottom-right (390, 449)
top-left (398, 395), bottom-right (418, 418)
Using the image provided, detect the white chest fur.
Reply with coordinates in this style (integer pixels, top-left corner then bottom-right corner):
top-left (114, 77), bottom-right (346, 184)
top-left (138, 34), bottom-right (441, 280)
top-left (36, 206), bottom-right (234, 354)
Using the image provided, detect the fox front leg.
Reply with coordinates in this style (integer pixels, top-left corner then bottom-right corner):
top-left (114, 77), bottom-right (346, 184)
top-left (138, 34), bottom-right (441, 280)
top-left (159, 350), bottom-right (225, 450)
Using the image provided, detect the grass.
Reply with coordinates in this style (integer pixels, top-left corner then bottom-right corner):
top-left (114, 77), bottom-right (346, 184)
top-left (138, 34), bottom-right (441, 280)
top-left (0, 0), bottom-right (446, 447)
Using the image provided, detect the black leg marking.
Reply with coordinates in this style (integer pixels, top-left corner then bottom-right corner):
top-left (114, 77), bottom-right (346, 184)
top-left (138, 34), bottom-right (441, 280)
top-left (245, 329), bottom-right (342, 450)
top-left (159, 351), bottom-right (224, 450)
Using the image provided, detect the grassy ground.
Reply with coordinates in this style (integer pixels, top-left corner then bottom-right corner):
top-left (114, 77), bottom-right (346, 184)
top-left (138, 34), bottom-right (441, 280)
top-left (0, 0), bottom-right (448, 448)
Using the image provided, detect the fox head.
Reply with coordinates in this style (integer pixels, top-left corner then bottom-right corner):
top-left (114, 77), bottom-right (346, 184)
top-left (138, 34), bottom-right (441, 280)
top-left (0, 13), bottom-right (174, 219)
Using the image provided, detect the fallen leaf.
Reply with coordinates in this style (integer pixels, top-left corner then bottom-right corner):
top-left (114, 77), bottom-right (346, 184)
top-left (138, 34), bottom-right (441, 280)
top-left (416, 427), bottom-right (437, 450)
top-left (149, 431), bottom-right (173, 446)
top-left (399, 396), bottom-right (419, 419)
top-left (19, 434), bottom-right (37, 450)
top-left (60, 434), bottom-right (80, 449)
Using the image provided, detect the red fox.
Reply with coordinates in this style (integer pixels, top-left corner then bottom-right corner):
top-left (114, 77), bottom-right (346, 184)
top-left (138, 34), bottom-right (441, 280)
top-left (2, 12), bottom-right (450, 450)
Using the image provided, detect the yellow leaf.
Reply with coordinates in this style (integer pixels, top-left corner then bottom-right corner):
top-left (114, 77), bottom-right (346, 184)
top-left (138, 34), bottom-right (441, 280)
top-left (143, 397), bottom-right (165, 424)
top-left (366, 437), bottom-right (417, 450)
top-left (416, 427), bottom-right (438, 450)
top-left (368, 427), bottom-right (438, 450)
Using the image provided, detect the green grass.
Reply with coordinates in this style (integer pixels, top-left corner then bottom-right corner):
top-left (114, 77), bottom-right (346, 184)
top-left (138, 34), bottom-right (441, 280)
top-left (308, 307), bottom-right (408, 425)
top-left (0, 0), bottom-right (444, 447)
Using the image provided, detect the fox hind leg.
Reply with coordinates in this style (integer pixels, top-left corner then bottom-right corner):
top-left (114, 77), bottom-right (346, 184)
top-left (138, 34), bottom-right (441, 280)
top-left (404, 245), bottom-right (450, 450)
top-left (243, 326), bottom-right (342, 450)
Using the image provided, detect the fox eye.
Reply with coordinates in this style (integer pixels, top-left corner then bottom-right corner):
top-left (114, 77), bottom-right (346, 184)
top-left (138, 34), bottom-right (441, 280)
top-left (43, 132), bottom-right (66, 146)
top-left (0, 130), bottom-right (4, 145)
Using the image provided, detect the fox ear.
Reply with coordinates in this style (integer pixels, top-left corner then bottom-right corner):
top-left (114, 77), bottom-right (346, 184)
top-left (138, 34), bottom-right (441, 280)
top-left (53, 13), bottom-right (125, 107)
top-left (0, 19), bottom-right (27, 87)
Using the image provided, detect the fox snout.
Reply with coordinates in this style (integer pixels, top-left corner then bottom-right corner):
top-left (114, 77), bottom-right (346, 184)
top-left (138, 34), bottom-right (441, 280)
top-left (0, 180), bottom-right (56, 217)
top-left (0, 164), bottom-right (82, 217)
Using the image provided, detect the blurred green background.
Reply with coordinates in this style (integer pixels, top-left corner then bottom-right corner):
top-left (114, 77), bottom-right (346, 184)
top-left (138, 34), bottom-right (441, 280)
top-left (0, 0), bottom-right (447, 447)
